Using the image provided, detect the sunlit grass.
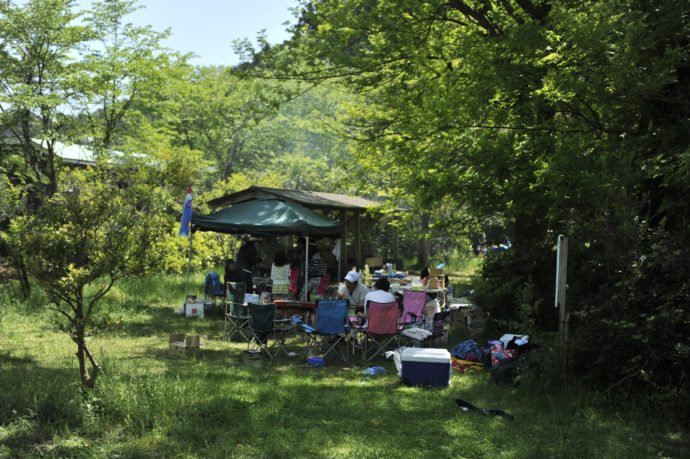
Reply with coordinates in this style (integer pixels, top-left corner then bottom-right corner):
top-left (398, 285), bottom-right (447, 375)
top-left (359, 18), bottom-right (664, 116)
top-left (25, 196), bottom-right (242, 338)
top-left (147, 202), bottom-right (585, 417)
top-left (0, 275), bottom-right (687, 458)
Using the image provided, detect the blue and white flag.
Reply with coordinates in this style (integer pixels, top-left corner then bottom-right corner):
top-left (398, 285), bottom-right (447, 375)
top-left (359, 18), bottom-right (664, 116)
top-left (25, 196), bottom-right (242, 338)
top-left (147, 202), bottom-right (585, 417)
top-left (178, 186), bottom-right (193, 237)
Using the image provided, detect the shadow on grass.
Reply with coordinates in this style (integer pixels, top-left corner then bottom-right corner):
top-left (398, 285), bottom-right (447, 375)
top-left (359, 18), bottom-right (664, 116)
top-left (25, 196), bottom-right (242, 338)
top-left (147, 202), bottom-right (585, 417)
top-left (113, 302), bottom-right (225, 338)
top-left (0, 360), bottom-right (90, 456)
top-left (0, 350), bottom-right (35, 366)
top-left (3, 293), bottom-right (684, 458)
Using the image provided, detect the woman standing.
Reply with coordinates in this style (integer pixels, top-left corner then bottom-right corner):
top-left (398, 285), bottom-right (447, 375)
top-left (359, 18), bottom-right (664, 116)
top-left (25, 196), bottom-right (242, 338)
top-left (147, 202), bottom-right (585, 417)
top-left (270, 248), bottom-right (290, 299)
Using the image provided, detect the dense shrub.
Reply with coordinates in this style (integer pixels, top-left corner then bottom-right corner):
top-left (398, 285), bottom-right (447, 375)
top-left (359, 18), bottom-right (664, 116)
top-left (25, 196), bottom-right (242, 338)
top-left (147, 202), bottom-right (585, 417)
top-left (474, 226), bottom-right (690, 419)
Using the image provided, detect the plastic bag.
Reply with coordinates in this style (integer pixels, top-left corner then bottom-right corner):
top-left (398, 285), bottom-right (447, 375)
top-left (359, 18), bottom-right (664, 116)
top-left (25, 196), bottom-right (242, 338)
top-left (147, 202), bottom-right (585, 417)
top-left (364, 366), bottom-right (386, 376)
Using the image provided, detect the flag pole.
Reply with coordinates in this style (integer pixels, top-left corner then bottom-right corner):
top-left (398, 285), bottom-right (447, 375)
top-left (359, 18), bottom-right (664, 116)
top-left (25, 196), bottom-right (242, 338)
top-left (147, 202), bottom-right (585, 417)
top-left (179, 185), bottom-right (194, 311)
top-left (183, 230), bottom-right (193, 310)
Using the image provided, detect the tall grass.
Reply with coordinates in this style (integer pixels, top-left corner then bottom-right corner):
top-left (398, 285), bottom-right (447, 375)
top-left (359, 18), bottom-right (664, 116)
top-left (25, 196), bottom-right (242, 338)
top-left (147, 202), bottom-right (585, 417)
top-left (0, 275), bottom-right (687, 458)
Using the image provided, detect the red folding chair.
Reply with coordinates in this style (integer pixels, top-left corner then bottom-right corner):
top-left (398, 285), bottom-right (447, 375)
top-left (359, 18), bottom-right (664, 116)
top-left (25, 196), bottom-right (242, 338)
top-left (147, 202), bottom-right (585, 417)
top-left (361, 301), bottom-right (400, 362)
top-left (400, 290), bottom-right (425, 329)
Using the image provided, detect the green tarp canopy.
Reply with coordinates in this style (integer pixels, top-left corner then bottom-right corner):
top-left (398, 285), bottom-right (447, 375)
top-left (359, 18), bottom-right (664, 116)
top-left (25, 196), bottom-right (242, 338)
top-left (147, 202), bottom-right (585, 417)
top-left (191, 198), bottom-right (342, 237)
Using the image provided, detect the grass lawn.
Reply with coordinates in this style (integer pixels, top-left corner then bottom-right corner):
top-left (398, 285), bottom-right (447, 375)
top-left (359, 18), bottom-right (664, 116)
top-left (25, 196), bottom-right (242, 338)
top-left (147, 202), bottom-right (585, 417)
top-left (0, 274), bottom-right (687, 458)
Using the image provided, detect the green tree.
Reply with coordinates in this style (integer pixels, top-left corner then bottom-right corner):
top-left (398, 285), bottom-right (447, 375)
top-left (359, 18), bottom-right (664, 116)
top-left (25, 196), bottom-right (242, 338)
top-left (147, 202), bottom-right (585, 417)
top-left (76, 0), bottom-right (186, 152)
top-left (258, 0), bottom-right (690, 405)
top-left (4, 165), bottom-right (169, 387)
top-left (161, 67), bottom-right (284, 180)
top-left (0, 0), bottom-right (90, 200)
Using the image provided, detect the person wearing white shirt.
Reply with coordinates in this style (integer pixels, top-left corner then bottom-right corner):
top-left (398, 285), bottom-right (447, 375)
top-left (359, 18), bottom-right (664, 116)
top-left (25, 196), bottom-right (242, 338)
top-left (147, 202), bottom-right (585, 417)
top-left (356, 277), bottom-right (398, 326)
top-left (270, 248), bottom-right (290, 299)
top-left (337, 271), bottom-right (369, 309)
top-left (364, 277), bottom-right (397, 307)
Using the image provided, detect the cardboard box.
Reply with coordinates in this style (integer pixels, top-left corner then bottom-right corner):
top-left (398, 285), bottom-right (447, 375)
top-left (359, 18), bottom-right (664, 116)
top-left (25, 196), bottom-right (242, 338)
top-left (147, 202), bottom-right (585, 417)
top-left (401, 348), bottom-right (451, 387)
top-left (169, 334), bottom-right (200, 356)
top-left (365, 256), bottom-right (383, 268)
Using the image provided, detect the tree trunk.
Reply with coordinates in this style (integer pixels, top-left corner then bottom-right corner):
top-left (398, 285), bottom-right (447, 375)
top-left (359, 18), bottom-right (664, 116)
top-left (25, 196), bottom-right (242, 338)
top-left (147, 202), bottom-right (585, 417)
top-left (12, 254), bottom-right (31, 297)
top-left (417, 213), bottom-right (430, 268)
top-left (74, 307), bottom-right (100, 388)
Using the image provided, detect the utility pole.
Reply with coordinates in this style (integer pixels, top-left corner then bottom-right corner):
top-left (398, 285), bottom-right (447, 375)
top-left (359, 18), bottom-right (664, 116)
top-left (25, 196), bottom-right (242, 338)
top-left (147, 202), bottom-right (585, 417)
top-left (555, 235), bottom-right (569, 346)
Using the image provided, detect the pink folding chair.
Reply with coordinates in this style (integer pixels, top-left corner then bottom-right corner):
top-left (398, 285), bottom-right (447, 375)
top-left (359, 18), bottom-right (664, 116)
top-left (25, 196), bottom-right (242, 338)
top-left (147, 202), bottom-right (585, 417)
top-left (362, 301), bottom-right (400, 362)
top-left (400, 290), bottom-right (426, 328)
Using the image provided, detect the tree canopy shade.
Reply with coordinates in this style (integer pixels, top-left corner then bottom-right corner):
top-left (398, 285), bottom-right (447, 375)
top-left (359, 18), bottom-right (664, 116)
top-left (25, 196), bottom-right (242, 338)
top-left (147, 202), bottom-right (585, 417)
top-left (191, 199), bottom-right (343, 237)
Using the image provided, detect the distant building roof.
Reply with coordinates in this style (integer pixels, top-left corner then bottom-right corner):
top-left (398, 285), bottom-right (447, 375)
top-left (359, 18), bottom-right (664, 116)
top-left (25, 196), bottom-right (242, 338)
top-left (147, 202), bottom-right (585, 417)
top-left (33, 139), bottom-right (97, 166)
top-left (0, 135), bottom-right (98, 166)
top-left (30, 139), bottom-right (147, 167)
top-left (207, 186), bottom-right (385, 212)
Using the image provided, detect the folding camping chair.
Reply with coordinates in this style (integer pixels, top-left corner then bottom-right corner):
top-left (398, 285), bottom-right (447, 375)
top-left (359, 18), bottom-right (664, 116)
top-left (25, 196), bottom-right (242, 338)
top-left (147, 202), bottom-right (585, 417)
top-left (225, 282), bottom-right (249, 341)
top-left (300, 299), bottom-right (349, 363)
top-left (247, 302), bottom-right (294, 359)
top-left (361, 301), bottom-right (400, 362)
top-left (204, 272), bottom-right (225, 310)
top-left (424, 310), bottom-right (450, 346)
top-left (399, 290), bottom-right (426, 329)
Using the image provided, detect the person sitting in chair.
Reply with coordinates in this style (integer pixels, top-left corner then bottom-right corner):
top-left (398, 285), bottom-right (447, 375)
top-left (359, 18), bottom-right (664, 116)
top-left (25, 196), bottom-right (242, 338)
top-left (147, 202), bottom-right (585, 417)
top-left (420, 266), bottom-right (441, 325)
top-left (358, 277), bottom-right (397, 326)
top-left (337, 271), bottom-right (369, 310)
top-left (364, 277), bottom-right (396, 306)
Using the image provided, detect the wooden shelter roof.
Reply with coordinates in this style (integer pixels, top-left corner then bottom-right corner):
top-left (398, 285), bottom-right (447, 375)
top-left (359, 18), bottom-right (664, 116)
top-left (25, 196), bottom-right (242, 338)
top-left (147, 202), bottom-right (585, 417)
top-left (207, 186), bottom-right (385, 212)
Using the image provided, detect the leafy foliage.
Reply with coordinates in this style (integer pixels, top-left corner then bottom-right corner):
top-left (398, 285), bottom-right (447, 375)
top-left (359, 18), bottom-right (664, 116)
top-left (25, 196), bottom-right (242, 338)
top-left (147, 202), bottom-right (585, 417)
top-left (254, 0), bottom-right (690, 407)
top-left (3, 165), bottom-right (170, 387)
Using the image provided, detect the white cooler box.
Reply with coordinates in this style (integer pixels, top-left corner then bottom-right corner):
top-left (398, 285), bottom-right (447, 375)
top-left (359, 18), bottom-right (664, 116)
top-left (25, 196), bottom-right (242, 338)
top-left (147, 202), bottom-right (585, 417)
top-left (185, 301), bottom-right (205, 318)
top-left (401, 348), bottom-right (451, 388)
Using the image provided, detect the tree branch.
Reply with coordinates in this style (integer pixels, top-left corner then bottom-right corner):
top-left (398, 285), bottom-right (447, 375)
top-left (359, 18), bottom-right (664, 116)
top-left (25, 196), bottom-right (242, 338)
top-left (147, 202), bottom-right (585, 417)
top-left (447, 0), bottom-right (501, 36)
top-left (514, 0), bottom-right (551, 22)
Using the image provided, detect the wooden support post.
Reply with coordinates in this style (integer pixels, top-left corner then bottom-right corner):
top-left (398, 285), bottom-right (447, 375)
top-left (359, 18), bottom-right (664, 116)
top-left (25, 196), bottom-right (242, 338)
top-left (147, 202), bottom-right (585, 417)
top-left (355, 211), bottom-right (361, 269)
top-left (340, 209), bottom-right (348, 275)
top-left (394, 231), bottom-right (399, 266)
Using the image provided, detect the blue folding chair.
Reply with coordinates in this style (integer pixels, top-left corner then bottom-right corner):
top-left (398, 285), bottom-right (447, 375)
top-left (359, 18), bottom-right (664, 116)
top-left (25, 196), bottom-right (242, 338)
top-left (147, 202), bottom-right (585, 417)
top-left (298, 299), bottom-right (350, 364)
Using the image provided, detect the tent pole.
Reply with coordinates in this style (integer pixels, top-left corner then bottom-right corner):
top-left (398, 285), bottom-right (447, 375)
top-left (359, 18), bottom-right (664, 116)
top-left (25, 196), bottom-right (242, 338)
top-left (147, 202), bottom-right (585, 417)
top-left (183, 230), bottom-right (193, 310)
top-left (304, 236), bottom-right (309, 301)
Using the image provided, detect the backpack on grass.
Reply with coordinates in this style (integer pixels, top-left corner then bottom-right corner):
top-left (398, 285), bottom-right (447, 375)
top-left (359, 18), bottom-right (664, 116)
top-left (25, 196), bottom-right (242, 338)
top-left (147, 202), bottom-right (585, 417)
top-left (205, 272), bottom-right (224, 297)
